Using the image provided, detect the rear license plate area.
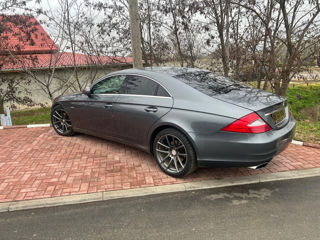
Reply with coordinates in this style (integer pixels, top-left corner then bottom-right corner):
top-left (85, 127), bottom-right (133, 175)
top-left (271, 108), bottom-right (285, 124)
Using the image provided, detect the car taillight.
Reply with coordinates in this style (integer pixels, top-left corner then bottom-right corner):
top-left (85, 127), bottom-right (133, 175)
top-left (222, 112), bottom-right (271, 133)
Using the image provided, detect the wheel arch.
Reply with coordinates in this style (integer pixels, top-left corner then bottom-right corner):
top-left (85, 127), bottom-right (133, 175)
top-left (51, 102), bottom-right (62, 110)
top-left (149, 123), bottom-right (198, 158)
top-left (51, 102), bottom-right (75, 124)
top-left (51, 102), bottom-right (71, 116)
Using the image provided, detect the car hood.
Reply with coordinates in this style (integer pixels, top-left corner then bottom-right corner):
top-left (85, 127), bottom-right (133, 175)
top-left (53, 92), bottom-right (82, 103)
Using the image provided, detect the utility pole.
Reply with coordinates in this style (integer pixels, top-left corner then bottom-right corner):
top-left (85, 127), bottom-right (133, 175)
top-left (128, 0), bottom-right (143, 69)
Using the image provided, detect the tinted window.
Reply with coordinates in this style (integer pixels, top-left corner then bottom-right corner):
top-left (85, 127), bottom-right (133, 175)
top-left (174, 71), bottom-right (248, 96)
top-left (156, 85), bottom-right (170, 97)
top-left (91, 75), bottom-right (125, 94)
top-left (121, 75), bottom-right (157, 95)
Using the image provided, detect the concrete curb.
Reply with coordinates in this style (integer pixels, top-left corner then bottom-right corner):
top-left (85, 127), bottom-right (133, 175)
top-left (0, 124), bottom-right (51, 130)
top-left (27, 124), bottom-right (51, 128)
top-left (1, 167), bottom-right (320, 213)
top-left (291, 139), bottom-right (320, 149)
top-left (291, 140), bottom-right (303, 146)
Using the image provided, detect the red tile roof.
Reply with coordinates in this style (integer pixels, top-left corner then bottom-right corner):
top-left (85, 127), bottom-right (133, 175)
top-left (0, 15), bottom-right (132, 71)
top-left (0, 52), bottom-right (132, 71)
top-left (0, 15), bottom-right (58, 54)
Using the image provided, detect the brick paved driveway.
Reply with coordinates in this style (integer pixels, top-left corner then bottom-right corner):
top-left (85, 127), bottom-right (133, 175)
top-left (1, 127), bottom-right (320, 203)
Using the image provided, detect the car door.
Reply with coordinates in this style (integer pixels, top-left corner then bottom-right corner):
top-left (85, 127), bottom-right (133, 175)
top-left (112, 74), bottom-right (173, 147)
top-left (67, 75), bottom-right (126, 137)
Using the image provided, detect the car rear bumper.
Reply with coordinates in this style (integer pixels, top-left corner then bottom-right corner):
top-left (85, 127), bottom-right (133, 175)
top-left (190, 117), bottom-right (296, 168)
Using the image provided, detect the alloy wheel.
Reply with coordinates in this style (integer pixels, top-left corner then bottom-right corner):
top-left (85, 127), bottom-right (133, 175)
top-left (52, 109), bottom-right (72, 134)
top-left (155, 134), bottom-right (188, 174)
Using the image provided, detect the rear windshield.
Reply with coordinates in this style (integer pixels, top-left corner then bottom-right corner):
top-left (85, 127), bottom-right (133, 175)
top-left (174, 71), bottom-right (248, 96)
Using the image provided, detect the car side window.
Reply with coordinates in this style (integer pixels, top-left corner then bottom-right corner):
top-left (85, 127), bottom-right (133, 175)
top-left (121, 75), bottom-right (158, 96)
top-left (156, 85), bottom-right (170, 97)
top-left (91, 75), bottom-right (125, 94)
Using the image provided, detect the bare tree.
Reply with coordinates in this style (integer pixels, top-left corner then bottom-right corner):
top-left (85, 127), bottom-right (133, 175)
top-left (0, 2), bottom-right (36, 113)
top-left (92, 0), bottom-right (173, 66)
top-left (146, 0), bottom-right (154, 66)
top-left (34, 0), bottom-right (130, 95)
top-left (128, 0), bottom-right (143, 68)
top-left (0, 0), bottom-right (31, 12)
top-left (158, 0), bottom-right (204, 67)
top-left (202, 0), bottom-right (231, 76)
top-left (1, 13), bottom-right (77, 103)
top-left (0, 75), bottom-right (33, 112)
top-left (231, 0), bottom-right (320, 96)
top-left (277, 0), bottom-right (320, 95)
top-left (7, 44), bottom-right (75, 101)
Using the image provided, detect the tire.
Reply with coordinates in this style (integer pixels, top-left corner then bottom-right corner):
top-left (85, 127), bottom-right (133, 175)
top-left (153, 128), bottom-right (197, 178)
top-left (51, 105), bottom-right (74, 136)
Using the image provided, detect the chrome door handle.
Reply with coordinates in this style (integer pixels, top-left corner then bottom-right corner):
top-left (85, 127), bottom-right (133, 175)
top-left (145, 106), bottom-right (158, 112)
top-left (104, 103), bottom-right (113, 109)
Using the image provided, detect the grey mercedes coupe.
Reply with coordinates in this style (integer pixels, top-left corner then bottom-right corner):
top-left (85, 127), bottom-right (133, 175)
top-left (51, 67), bottom-right (296, 178)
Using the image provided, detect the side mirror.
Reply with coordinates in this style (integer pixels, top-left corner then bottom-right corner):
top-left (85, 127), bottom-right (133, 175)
top-left (82, 87), bottom-right (91, 96)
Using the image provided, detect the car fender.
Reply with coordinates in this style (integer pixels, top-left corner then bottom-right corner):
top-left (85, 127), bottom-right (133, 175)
top-left (147, 120), bottom-right (200, 156)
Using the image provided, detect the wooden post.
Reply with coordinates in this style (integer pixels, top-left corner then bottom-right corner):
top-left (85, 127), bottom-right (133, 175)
top-left (128, 0), bottom-right (143, 69)
top-left (0, 96), bottom-right (4, 115)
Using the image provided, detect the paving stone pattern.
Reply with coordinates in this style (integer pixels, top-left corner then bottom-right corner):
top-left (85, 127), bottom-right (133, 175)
top-left (0, 128), bottom-right (319, 202)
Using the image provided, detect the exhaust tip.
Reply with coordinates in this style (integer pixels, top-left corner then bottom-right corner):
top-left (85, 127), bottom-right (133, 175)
top-left (248, 162), bottom-right (269, 170)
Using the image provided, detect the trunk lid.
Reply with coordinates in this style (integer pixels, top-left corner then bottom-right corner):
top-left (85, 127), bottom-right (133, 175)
top-left (211, 86), bottom-right (285, 112)
top-left (212, 86), bottom-right (289, 130)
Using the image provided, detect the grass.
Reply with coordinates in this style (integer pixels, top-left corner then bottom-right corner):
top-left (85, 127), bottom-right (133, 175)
top-left (295, 121), bottom-right (320, 145)
top-left (287, 84), bottom-right (320, 144)
top-left (10, 107), bottom-right (51, 125)
top-left (6, 84), bottom-right (320, 144)
top-left (286, 84), bottom-right (320, 120)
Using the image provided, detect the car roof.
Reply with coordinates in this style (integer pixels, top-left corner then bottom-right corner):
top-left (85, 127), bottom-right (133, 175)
top-left (144, 67), bottom-right (208, 76)
top-left (112, 67), bottom-right (208, 77)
